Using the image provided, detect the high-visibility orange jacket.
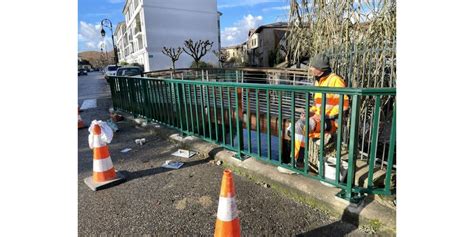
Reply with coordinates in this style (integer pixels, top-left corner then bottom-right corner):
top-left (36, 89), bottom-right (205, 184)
top-left (310, 73), bottom-right (349, 118)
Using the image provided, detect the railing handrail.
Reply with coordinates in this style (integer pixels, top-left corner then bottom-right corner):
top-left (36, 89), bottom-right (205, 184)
top-left (143, 67), bottom-right (309, 76)
top-left (113, 76), bottom-right (396, 96)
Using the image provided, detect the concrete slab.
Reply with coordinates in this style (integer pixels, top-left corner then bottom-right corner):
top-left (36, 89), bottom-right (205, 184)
top-left (84, 171), bottom-right (126, 191)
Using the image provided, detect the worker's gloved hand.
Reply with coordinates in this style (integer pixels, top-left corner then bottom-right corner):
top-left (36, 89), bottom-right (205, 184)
top-left (312, 114), bottom-right (321, 123)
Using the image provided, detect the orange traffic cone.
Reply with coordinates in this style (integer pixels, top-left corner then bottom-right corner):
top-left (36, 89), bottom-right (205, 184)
top-left (78, 107), bottom-right (85, 129)
top-left (214, 169), bottom-right (241, 237)
top-left (84, 121), bottom-right (125, 191)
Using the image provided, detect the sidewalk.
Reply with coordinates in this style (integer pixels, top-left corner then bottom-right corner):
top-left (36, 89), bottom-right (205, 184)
top-left (78, 100), bottom-right (369, 235)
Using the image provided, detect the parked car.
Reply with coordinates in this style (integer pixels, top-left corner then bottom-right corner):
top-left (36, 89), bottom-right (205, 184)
top-left (116, 66), bottom-right (144, 77)
top-left (104, 65), bottom-right (120, 79)
top-left (78, 68), bottom-right (88, 76)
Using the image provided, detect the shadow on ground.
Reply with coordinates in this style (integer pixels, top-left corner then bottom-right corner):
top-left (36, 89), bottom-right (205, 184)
top-left (297, 195), bottom-right (375, 237)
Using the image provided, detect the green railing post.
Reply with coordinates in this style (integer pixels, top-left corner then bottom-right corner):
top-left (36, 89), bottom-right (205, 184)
top-left (188, 85), bottom-right (195, 133)
top-left (212, 86), bottom-right (219, 142)
top-left (227, 87), bottom-right (233, 147)
top-left (338, 94), bottom-right (363, 203)
top-left (278, 91), bottom-right (283, 164)
top-left (141, 79), bottom-right (150, 121)
top-left (235, 87), bottom-right (243, 159)
top-left (266, 89), bottom-right (271, 160)
top-left (246, 88), bottom-right (252, 154)
top-left (206, 85), bottom-right (212, 140)
top-left (200, 85), bottom-right (206, 137)
top-left (304, 92), bottom-right (310, 174)
top-left (384, 103), bottom-right (396, 194)
top-left (319, 93), bottom-right (326, 179)
top-left (367, 96), bottom-right (381, 189)
top-left (290, 91), bottom-right (295, 168)
top-left (176, 82), bottom-right (184, 135)
top-left (182, 84), bottom-right (190, 132)
top-left (193, 84), bottom-right (200, 135)
top-left (256, 89), bottom-right (261, 158)
top-left (335, 93), bottom-right (344, 184)
top-left (219, 87), bottom-right (226, 144)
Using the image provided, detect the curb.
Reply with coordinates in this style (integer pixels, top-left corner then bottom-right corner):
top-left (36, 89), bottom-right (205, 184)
top-left (118, 112), bottom-right (396, 235)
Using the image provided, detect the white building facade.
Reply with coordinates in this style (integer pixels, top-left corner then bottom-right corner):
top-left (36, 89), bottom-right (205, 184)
top-left (115, 0), bottom-right (221, 72)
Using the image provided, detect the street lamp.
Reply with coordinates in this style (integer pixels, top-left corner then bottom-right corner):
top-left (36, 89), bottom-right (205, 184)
top-left (100, 18), bottom-right (118, 66)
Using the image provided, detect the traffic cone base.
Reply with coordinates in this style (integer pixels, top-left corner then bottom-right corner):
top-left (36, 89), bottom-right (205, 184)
top-left (84, 171), bottom-right (125, 191)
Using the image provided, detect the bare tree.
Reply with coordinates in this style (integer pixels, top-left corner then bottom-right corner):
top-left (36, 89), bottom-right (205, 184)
top-left (213, 49), bottom-right (229, 66)
top-left (162, 46), bottom-right (183, 70)
top-left (182, 39), bottom-right (214, 66)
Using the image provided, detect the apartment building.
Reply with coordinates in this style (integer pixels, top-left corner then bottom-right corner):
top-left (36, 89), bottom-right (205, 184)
top-left (222, 42), bottom-right (247, 64)
top-left (114, 0), bottom-right (221, 71)
top-left (246, 22), bottom-right (288, 67)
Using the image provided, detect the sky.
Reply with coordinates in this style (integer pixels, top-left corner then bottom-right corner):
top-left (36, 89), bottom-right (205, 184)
top-left (78, 0), bottom-right (290, 52)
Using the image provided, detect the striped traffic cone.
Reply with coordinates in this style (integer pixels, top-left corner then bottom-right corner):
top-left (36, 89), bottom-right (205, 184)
top-left (78, 107), bottom-right (85, 129)
top-left (214, 169), bottom-right (241, 237)
top-left (84, 121), bottom-right (125, 191)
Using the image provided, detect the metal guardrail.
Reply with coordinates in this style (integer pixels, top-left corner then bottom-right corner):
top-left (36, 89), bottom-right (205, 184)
top-left (108, 75), bottom-right (396, 203)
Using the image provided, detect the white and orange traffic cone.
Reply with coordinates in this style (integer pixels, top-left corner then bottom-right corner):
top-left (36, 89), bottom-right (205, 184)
top-left (78, 106), bottom-right (85, 129)
top-left (214, 169), bottom-right (241, 237)
top-left (84, 120), bottom-right (125, 191)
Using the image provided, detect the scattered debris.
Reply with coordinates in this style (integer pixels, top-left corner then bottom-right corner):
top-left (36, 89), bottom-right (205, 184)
top-left (110, 113), bottom-right (124, 122)
top-left (80, 99), bottom-right (97, 110)
top-left (256, 181), bottom-right (270, 188)
top-left (106, 119), bottom-right (119, 132)
top-left (135, 138), bottom-right (146, 146)
top-left (216, 160), bottom-right (223, 166)
top-left (277, 166), bottom-right (297, 175)
top-left (172, 149), bottom-right (197, 158)
top-left (161, 160), bottom-right (184, 169)
top-left (120, 148), bottom-right (132, 153)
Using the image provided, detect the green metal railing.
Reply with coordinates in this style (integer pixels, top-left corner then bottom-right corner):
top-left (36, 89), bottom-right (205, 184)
top-left (108, 75), bottom-right (396, 203)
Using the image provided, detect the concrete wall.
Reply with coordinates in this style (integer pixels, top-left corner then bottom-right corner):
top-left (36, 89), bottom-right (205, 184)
top-left (143, 0), bottom-right (219, 71)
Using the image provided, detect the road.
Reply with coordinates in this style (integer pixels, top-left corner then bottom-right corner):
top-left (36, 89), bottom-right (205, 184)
top-left (78, 71), bottom-right (110, 102)
top-left (77, 73), bottom-right (366, 236)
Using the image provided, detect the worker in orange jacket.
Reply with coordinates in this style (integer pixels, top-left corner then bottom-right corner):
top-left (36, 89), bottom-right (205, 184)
top-left (293, 54), bottom-right (349, 164)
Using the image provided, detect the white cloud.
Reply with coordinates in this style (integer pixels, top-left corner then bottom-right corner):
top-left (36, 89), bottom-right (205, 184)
top-left (218, 0), bottom-right (284, 9)
top-left (78, 21), bottom-right (113, 51)
top-left (221, 14), bottom-right (263, 47)
top-left (262, 5), bottom-right (290, 12)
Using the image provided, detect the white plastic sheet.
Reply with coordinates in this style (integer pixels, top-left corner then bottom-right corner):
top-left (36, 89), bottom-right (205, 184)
top-left (88, 120), bottom-right (114, 149)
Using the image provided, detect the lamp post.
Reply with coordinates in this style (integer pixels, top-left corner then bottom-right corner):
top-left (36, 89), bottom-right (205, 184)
top-left (100, 18), bottom-right (118, 66)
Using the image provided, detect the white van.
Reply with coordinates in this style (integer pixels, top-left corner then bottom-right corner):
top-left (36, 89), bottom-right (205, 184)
top-left (104, 65), bottom-right (120, 79)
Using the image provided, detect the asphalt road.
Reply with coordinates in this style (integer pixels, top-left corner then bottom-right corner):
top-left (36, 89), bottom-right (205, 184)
top-left (78, 71), bottom-right (110, 102)
top-left (77, 73), bottom-right (366, 236)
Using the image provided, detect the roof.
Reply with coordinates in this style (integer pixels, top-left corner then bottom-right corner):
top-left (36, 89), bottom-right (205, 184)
top-left (223, 42), bottom-right (246, 49)
top-left (254, 22), bottom-right (288, 33)
top-left (248, 22), bottom-right (288, 37)
top-left (114, 21), bottom-right (125, 35)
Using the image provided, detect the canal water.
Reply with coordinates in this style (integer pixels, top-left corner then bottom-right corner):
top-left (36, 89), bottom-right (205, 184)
top-left (226, 128), bottom-right (286, 162)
